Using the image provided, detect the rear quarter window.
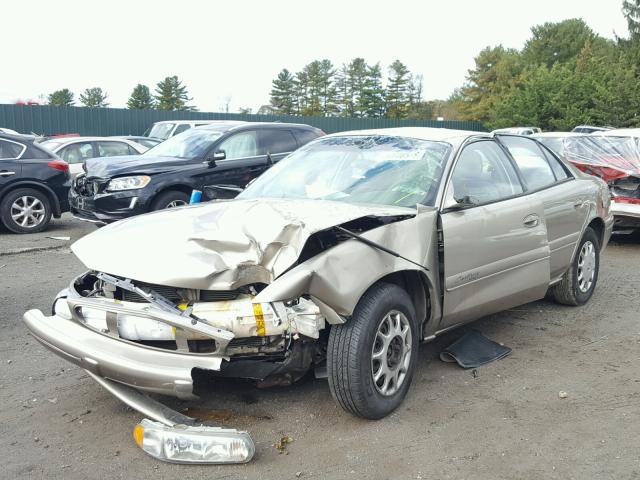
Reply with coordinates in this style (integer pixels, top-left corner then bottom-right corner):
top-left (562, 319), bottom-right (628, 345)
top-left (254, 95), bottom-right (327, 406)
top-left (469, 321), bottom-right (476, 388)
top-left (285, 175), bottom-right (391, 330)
top-left (293, 129), bottom-right (322, 147)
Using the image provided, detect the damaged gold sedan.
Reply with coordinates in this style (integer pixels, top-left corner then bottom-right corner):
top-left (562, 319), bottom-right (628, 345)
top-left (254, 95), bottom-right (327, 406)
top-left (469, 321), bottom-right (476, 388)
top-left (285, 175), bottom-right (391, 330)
top-left (24, 128), bottom-right (613, 463)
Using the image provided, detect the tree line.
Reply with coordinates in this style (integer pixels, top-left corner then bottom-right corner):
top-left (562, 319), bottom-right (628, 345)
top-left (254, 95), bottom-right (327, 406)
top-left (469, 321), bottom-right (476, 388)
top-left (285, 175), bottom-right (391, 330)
top-left (450, 1), bottom-right (640, 130)
top-left (268, 59), bottom-right (434, 119)
top-left (46, 76), bottom-right (194, 111)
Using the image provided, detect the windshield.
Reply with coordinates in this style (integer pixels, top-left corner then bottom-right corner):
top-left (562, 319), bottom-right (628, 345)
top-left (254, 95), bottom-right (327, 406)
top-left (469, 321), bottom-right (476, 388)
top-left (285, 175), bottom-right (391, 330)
top-left (239, 135), bottom-right (451, 208)
top-left (142, 128), bottom-right (222, 159)
top-left (147, 123), bottom-right (175, 140)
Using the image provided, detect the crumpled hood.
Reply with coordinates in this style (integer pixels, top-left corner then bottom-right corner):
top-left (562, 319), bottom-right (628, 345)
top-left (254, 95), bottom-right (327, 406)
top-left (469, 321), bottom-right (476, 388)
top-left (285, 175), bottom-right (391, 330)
top-left (85, 155), bottom-right (187, 178)
top-left (71, 198), bottom-right (416, 290)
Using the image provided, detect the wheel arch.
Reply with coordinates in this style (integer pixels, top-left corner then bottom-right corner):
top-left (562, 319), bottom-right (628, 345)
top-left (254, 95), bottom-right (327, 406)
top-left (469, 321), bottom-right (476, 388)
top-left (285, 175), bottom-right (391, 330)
top-left (0, 181), bottom-right (61, 216)
top-left (365, 269), bottom-right (436, 337)
top-left (587, 216), bottom-right (605, 248)
top-left (149, 184), bottom-right (193, 207)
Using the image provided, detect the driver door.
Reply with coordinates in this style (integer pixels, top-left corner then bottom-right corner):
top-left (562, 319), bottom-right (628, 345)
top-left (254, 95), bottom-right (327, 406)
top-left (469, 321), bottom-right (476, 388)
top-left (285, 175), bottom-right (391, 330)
top-left (440, 140), bottom-right (551, 329)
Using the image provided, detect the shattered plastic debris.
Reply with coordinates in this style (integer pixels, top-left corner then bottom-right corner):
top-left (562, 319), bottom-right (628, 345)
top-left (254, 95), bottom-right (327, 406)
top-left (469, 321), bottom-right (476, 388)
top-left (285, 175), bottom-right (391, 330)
top-left (46, 236), bottom-right (71, 241)
top-left (559, 391), bottom-right (568, 399)
top-left (274, 436), bottom-right (293, 454)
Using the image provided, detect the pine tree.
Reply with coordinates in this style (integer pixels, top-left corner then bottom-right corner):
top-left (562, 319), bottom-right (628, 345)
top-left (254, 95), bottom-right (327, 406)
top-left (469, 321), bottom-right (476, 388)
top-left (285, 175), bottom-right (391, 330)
top-left (385, 60), bottom-right (411, 119)
top-left (79, 87), bottom-right (108, 107)
top-left (270, 69), bottom-right (298, 115)
top-left (154, 76), bottom-right (195, 111)
top-left (360, 63), bottom-right (386, 117)
top-left (337, 58), bottom-right (369, 117)
top-left (623, 0), bottom-right (640, 41)
top-left (127, 84), bottom-right (154, 109)
top-left (47, 89), bottom-right (75, 107)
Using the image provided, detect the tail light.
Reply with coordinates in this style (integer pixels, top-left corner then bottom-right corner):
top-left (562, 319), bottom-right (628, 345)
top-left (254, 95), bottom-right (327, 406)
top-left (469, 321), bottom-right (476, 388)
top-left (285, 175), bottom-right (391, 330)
top-left (47, 160), bottom-right (69, 173)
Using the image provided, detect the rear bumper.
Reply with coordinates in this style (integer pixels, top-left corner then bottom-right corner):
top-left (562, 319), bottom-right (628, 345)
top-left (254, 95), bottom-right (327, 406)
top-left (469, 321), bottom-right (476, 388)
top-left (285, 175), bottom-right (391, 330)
top-left (611, 200), bottom-right (640, 228)
top-left (23, 309), bottom-right (224, 398)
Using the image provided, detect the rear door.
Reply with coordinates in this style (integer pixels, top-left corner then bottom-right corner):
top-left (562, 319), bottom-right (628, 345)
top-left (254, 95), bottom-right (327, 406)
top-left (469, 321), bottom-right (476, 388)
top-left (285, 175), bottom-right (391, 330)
top-left (258, 128), bottom-right (299, 163)
top-left (498, 135), bottom-right (585, 281)
top-left (0, 139), bottom-right (24, 193)
top-left (440, 139), bottom-right (550, 329)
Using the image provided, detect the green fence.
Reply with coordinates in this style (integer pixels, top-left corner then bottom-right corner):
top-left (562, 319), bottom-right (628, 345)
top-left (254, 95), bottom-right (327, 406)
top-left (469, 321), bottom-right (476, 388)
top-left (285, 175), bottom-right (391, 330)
top-left (0, 104), bottom-right (485, 137)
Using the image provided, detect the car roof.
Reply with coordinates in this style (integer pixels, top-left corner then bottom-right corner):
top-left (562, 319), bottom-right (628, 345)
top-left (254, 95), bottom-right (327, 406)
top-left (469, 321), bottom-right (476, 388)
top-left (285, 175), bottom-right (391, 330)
top-left (43, 136), bottom-right (137, 144)
top-left (197, 121), bottom-right (320, 133)
top-left (532, 132), bottom-right (583, 138)
top-left (597, 128), bottom-right (640, 137)
top-left (0, 132), bottom-right (36, 143)
top-left (325, 127), bottom-right (487, 145)
top-left (152, 120), bottom-right (246, 125)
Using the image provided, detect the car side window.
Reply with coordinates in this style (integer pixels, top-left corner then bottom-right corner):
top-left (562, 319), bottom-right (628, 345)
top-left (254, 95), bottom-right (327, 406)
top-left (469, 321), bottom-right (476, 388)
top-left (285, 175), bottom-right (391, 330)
top-left (0, 139), bottom-right (25, 159)
top-left (259, 129), bottom-right (298, 155)
top-left (451, 141), bottom-right (523, 206)
top-left (293, 129), bottom-right (320, 147)
top-left (59, 142), bottom-right (94, 164)
top-left (540, 145), bottom-right (569, 180)
top-left (218, 131), bottom-right (258, 159)
top-left (174, 124), bottom-right (191, 135)
top-left (97, 142), bottom-right (132, 157)
top-left (499, 136), bottom-right (557, 190)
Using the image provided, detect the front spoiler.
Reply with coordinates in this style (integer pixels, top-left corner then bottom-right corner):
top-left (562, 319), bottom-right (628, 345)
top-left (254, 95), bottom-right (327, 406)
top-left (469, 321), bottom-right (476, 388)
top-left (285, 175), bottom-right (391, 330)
top-left (23, 309), bottom-right (224, 398)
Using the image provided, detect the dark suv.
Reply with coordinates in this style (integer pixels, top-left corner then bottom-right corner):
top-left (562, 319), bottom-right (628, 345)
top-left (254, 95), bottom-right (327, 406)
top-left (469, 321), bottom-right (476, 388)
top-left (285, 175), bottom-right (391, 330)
top-left (0, 133), bottom-right (71, 234)
top-left (70, 122), bottom-right (324, 223)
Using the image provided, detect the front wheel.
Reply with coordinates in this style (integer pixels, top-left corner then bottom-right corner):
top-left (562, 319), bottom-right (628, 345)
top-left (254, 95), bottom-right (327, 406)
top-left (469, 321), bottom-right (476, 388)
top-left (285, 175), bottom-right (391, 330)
top-left (551, 226), bottom-right (600, 306)
top-left (327, 283), bottom-right (418, 419)
top-left (150, 190), bottom-right (190, 211)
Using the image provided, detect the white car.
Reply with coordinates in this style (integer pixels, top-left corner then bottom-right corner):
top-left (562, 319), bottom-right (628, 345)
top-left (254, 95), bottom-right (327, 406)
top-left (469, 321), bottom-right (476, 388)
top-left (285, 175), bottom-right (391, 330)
top-left (0, 127), bottom-right (20, 135)
top-left (144, 120), bottom-right (246, 140)
top-left (491, 127), bottom-right (541, 136)
top-left (40, 137), bottom-right (148, 176)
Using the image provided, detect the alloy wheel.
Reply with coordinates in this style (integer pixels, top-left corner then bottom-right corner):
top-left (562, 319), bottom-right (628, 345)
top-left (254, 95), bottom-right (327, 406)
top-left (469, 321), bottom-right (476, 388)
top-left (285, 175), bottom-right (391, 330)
top-left (577, 240), bottom-right (596, 293)
top-left (11, 195), bottom-right (46, 228)
top-left (371, 310), bottom-right (412, 396)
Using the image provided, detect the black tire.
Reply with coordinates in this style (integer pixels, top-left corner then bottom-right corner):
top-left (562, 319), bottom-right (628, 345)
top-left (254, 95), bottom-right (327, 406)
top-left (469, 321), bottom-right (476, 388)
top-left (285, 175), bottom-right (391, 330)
top-left (0, 188), bottom-right (52, 234)
top-left (551, 227), bottom-right (600, 306)
top-left (327, 283), bottom-right (418, 419)
top-left (150, 190), bottom-right (190, 211)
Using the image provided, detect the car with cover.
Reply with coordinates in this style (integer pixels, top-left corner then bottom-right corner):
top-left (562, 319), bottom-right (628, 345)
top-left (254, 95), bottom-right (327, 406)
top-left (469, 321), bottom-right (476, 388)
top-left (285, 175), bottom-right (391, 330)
top-left (68, 121), bottom-right (324, 223)
top-left (0, 133), bottom-right (70, 233)
top-left (23, 128), bottom-right (612, 463)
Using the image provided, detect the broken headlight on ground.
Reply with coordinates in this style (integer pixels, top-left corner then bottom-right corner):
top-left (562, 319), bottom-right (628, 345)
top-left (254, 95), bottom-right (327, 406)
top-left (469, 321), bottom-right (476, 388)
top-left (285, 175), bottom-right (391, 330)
top-left (133, 419), bottom-right (255, 464)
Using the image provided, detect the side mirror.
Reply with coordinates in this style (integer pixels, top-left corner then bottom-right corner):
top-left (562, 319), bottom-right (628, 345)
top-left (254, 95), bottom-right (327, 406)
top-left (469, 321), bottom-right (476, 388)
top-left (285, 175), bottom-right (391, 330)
top-left (205, 150), bottom-right (226, 166)
top-left (444, 195), bottom-right (477, 212)
top-left (203, 184), bottom-right (244, 200)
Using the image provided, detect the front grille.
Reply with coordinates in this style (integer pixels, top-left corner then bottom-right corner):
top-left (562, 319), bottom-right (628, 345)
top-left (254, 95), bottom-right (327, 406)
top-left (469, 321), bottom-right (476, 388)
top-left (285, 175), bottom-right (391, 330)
top-left (74, 175), bottom-right (109, 197)
top-left (119, 280), bottom-right (241, 303)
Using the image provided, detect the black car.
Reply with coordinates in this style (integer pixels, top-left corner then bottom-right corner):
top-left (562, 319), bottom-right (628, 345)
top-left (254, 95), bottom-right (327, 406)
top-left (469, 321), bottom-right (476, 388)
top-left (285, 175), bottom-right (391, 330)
top-left (0, 133), bottom-right (71, 234)
top-left (69, 122), bottom-right (324, 223)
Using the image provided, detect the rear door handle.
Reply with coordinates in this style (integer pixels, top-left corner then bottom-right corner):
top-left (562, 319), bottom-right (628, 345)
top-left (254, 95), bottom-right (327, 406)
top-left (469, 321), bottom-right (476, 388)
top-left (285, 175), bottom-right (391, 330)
top-left (0, 171), bottom-right (16, 176)
top-left (523, 214), bottom-right (540, 228)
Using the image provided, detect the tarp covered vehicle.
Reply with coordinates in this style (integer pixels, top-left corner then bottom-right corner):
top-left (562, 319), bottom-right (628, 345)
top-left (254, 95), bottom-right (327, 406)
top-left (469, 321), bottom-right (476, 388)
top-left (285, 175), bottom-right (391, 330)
top-left (24, 128), bottom-right (613, 463)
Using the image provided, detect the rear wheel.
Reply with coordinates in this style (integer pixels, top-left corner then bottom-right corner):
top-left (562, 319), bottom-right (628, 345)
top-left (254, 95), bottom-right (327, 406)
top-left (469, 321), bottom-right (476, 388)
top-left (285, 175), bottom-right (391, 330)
top-left (150, 190), bottom-right (190, 211)
top-left (551, 227), bottom-right (600, 306)
top-left (0, 188), bottom-right (52, 234)
top-left (327, 283), bottom-right (418, 419)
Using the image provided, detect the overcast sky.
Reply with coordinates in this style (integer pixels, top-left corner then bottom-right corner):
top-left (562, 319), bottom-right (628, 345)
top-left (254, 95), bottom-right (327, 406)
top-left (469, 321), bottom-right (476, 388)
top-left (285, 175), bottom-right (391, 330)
top-left (1, 1), bottom-right (630, 112)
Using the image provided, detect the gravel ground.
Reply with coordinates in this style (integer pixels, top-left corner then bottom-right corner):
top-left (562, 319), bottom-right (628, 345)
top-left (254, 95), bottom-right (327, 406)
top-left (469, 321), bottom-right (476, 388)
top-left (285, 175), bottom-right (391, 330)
top-left (1, 224), bottom-right (639, 479)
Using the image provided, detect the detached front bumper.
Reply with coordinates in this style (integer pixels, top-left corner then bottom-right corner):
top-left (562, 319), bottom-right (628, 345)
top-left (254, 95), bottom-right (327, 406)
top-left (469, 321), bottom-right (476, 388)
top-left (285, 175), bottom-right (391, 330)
top-left (24, 309), bottom-right (222, 398)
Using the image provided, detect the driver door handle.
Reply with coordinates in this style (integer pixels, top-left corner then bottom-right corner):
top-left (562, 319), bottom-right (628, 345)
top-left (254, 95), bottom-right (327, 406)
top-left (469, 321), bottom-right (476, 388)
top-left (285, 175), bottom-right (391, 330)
top-left (523, 214), bottom-right (540, 228)
top-left (0, 170), bottom-right (16, 176)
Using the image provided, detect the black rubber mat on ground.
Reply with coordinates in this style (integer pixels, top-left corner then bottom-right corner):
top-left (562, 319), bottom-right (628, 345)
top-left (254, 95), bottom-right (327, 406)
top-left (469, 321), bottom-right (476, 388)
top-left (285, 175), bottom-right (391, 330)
top-left (439, 330), bottom-right (512, 368)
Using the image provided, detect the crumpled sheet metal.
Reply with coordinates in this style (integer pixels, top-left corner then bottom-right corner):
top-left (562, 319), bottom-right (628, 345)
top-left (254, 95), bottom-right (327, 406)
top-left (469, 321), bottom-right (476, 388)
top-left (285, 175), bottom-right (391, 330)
top-left (563, 135), bottom-right (640, 181)
top-left (71, 198), bottom-right (416, 291)
top-left (255, 208), bottom-right (440, 316)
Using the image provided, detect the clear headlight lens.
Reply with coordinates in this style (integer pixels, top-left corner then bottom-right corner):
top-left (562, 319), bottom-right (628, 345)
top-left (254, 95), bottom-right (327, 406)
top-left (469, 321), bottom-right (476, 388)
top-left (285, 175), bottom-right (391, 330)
top-left (133, 419), bottom-right (255, 464)
top-left (107, 175), bottom-right (151, 192)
